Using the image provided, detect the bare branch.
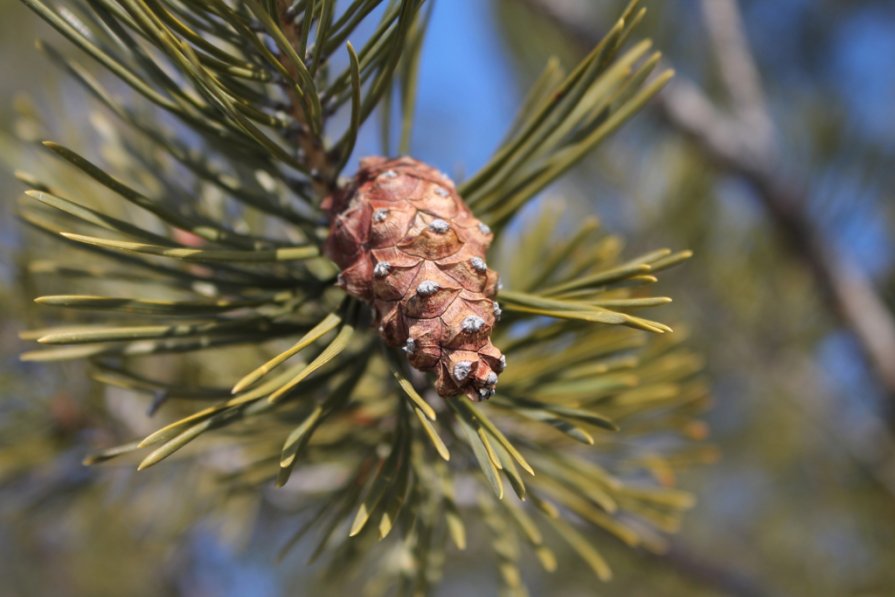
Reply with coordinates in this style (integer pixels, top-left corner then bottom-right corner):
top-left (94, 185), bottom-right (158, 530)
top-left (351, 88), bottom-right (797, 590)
top-left (513, 0), bottom-right (895, 419)
top-left (650, 542), bottom-right (785, 597)
top-left (699, 0), bottom-right (774, 154)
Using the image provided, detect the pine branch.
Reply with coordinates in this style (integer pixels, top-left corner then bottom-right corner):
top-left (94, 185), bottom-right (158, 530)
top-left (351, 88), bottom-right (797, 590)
top-left (11, 1), bottom-right (710, 592)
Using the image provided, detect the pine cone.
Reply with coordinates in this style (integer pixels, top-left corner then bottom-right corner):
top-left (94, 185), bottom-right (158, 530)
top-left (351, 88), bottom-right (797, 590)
top-left (324, 157), bottom-right (505, 401)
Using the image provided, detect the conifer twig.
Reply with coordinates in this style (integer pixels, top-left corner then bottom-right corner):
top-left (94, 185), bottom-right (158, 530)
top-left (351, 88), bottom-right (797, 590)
top-left (16, 1), bottom-right (710, 589)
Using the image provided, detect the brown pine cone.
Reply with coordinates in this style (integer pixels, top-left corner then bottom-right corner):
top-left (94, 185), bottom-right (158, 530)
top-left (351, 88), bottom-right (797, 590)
top-left (324, 156), bottom-right (505, 401)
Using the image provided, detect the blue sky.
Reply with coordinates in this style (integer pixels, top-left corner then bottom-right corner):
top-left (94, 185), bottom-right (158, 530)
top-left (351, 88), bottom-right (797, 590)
top-left (350, 0), bottom-right (520, 180)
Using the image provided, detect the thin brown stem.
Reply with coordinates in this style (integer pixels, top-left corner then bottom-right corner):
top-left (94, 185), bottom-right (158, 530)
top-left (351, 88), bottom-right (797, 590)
top-left (275, 1), bottom-right (339, 200)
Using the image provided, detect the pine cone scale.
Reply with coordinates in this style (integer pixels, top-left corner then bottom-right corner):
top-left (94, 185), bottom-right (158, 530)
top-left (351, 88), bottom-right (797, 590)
top-left (325, 156), bottom-right (504, 401)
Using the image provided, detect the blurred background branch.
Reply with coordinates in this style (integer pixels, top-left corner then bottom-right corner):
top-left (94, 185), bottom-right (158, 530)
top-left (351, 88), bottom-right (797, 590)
top-left (518, 0), bottom-right (895, 425)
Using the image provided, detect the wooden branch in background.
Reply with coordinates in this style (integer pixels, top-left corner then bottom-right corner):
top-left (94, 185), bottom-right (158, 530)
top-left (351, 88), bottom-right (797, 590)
top-left (516, 0), bottom-right (895, 420)
top-left (650, 543), bottom-right (784, 597)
